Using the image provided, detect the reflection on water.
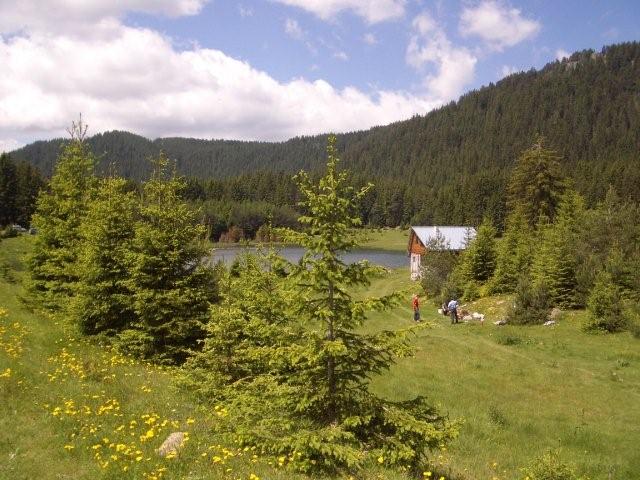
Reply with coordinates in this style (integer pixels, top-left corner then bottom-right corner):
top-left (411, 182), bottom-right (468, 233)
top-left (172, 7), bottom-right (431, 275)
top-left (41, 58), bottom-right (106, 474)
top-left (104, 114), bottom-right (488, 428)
top-left (209, 246), bottom-right (407, 269)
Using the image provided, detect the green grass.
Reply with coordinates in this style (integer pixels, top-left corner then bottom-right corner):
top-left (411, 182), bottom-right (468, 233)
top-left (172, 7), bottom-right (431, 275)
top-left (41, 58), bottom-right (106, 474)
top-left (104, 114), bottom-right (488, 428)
top-left (208, 227), bottom-right (409, 252)
top-left (1, 236), bottom-right (639, 480)
top-left (0, 237), bottom-right (313, 480)
top-left (361, 269), bottom-right (640, 480)
top-left (358, 228), bottom-right (408, 252)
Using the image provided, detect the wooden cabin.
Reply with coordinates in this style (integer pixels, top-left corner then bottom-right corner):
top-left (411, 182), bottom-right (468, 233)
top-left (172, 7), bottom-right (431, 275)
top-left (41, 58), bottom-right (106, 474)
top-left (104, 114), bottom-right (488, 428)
top-left (408, 226), bottom-right (476, 280)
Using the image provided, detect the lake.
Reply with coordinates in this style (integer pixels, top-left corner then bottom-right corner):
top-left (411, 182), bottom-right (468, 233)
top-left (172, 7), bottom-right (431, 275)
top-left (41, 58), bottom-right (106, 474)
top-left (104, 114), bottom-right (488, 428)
top-left (209, 246), bottom-right (407, 269)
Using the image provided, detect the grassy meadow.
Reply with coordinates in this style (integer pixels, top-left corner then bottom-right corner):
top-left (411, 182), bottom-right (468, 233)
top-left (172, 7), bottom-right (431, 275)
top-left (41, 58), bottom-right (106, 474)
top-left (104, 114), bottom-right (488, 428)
top-left (361, 269), bottom-right (640, 479)
top-left (210, 228), bottom-right (408, 252)
top-left (359, 228), bottom-right (408, 252)
top-left (1, 236), bottom-right (639, 479)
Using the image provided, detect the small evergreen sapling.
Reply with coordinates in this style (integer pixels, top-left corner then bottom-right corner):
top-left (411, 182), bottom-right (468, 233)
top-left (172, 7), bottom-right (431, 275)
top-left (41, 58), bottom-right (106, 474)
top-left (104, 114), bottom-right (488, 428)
top-left (461, 218), bottom-right (497, 283)
top-left (530, 191), bottom-right (585, 308)
top-left (122, 154), bottom-right (218, 364)
top-left (585, 271), bottom-right (627, 333)
top-left (182, 251), bottom-right (299, 402)
top-left (507, 275), bottom-right (551, 325)
top-left (72, 176), bottom-right (138, 336)
top-left (207, 136), bottom-right (457, 474)
top-left (490, 208), bottom-right (534, 294)
top-left (28, 131), bottom-right (96, 309)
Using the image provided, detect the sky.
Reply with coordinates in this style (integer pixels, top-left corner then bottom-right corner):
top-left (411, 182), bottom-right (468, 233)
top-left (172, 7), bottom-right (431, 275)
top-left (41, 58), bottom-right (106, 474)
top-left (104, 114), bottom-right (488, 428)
top-left (0, 1), bottom-right (638, 152)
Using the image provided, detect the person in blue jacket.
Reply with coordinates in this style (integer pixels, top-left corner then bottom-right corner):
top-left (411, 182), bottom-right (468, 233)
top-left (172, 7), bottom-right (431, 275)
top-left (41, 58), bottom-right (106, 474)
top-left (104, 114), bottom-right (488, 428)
top-left (447, 298), bottom-right (459, 324)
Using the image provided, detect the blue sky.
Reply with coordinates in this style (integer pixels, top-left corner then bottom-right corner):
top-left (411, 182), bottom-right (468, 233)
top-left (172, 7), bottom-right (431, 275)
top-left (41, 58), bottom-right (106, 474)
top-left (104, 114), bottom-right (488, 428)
top-left (131, 1), bottom-right (639, 91)
top-left (0, 0), bottom-right (638, 151)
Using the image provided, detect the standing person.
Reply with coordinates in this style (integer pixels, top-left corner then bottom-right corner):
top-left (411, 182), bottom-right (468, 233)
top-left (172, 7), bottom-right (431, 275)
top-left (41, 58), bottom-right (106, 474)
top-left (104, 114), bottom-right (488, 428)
top-left (447, 298), bottom-right (459, 324)
top-left (412, 294), bottom-right (421, 322)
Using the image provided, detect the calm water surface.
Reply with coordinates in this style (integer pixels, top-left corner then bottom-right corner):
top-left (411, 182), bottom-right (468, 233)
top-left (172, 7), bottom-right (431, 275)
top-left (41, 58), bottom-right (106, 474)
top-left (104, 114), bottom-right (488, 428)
top-left (209, 246), bottom-right (407, 269)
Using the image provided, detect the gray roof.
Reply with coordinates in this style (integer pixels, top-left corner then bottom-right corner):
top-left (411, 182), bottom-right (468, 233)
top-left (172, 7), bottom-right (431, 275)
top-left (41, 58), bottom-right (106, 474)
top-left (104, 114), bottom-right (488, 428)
top-left (411, 226), bottom-right (476, 250)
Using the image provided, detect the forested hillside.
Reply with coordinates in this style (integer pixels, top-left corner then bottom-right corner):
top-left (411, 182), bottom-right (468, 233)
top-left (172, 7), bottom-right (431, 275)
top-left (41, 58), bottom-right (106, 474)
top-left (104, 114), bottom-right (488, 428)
top-left (12, 42), bottom-right (640, 227)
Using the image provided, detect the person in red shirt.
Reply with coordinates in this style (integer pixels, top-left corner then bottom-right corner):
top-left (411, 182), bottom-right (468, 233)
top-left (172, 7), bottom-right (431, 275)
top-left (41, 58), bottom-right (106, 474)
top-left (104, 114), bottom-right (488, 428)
top-left (412, 294), bottom-right (420, 322)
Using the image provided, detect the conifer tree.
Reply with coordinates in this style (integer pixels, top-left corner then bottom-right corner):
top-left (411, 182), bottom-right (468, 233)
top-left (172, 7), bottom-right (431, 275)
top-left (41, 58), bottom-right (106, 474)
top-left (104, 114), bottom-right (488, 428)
top-left (15, 161), bottom-right (45, 227)
top-left (490, 208), bottom-right (535, 293)
top-left (461, 218), bottom-right (497, 283)
top-left (207, 136), bottom-right (456, 474)
top-left (28, 121), bottom-right (96, 308)
top-left (182, 252), bottom-right (298, 402)
top-left (585, 271), bottom-right (627, 332)
top-left (0, 153), bottom-right (18, 226)
top-left (72, 176), bottom-right (138, 335)
top-left (531, 191), bottom-right (585, 308)
top-left (123, 153), bottom-right (217, 364)
top-left (507, 137), bottom-right (567, 227)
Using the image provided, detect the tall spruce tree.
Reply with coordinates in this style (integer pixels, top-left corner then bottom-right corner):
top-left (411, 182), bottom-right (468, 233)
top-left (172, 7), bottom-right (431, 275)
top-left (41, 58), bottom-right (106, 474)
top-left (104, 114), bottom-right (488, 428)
top-left (507, 137), bottom-right (567, 227)
top-left (206, 136), bottom-right (456, 474)
top-left (28, 124), bottom-right (96, 308)
top-left (531, 190), bottom-right (585, 308)
top-left (72, 176), bottom-right (138, 335)
top-left (123, 153), bottom-right (217, 364)
top-left (490, 208), bottom-right (535, 293)
top-left (461, 218), bottom-right (497, 283)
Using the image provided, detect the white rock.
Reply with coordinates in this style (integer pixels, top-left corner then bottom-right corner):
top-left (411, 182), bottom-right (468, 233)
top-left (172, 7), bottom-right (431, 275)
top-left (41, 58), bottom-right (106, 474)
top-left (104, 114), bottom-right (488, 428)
top-left (157, 432), bottom-right (186, 457)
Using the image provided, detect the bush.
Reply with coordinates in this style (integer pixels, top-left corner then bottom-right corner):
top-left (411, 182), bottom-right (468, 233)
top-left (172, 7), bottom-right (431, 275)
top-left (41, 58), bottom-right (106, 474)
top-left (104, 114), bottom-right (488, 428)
top-left (463, 281), bottom-right (480, 302)
top-left (115, 328), bottom-right (155, 359)
top-left (584, 271), bottom-right (627, 333)
top-left (521, 450), bottom-right (584, 480)
top-left (439, 266), bottom-right (466, 305)
top-left (507, 276), bottom-right (551, 325)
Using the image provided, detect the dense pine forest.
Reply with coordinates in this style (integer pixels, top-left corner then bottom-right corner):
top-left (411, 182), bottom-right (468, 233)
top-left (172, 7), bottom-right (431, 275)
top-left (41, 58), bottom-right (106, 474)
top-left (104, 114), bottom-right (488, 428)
top-left (10, 42), bottom-right (640, 231)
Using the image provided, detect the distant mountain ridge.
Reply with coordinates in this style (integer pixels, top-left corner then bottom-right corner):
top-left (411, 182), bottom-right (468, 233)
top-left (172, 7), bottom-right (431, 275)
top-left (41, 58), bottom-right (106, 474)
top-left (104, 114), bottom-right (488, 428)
top-left (12, 42), bottom-right (640, 214)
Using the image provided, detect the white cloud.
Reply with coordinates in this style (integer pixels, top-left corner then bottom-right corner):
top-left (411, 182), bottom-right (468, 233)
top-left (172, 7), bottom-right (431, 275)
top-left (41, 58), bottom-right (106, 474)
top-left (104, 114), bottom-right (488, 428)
top-left (459, 1), bottom-right (540, 51)
top-left (333, 51), bottom-right (349, 61)
top-left (406, 13), bottom-right (477, 102)
top-left (555, 49), bottom-right (570, 61)
top-left (363, 33), bottom-right (377, 45)
top-left (0, 138), bottom-right (23, 153)
top-left (0, 22), bottom-right (441, 145)
top-left (272, 0), bottom-right (405, 24)
top-left (0, 0), bottom-right (209, 34)
top-left (285, 18), bottom-right (304, 39)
